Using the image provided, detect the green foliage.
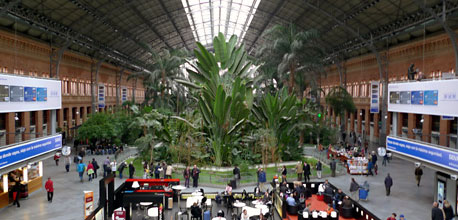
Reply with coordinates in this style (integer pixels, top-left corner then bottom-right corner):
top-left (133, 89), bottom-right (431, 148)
top-left (77, 113), bottom-right (119, 145)
top-left (176, 33), bottom-right (257, 166)
top-left (325, 86), bottom-right (356, 117)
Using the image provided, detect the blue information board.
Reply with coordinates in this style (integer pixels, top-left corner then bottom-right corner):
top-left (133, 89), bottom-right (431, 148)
top-left (410, 91), bottom-right (423, 105)
top-left (24, 87), bottom-right (36, 102)
top-left (386, 136), bottom-right (458, 172)
top-left (0, 134), bottom-right (62, 169)
top-left (36, 87), bottom-right (47, 101)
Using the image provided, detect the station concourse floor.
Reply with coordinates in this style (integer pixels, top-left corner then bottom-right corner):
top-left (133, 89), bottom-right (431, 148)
top-left (0, 150), bottom-right (434, 220)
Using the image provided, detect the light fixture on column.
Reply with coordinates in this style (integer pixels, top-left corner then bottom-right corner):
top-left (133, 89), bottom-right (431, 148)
top-left (385, 115), bottom-right (388, 119)
top-left (360, 112), bottom-right (363, 116)
top-left (76, 111), bottom-right (79, 115)
top-left (23, 167), bottom-right (28, 182)
top-left (38, 161), bottom-right (43, 177)
top-left (2, 175), bottom-right (8, 193)
top-left (14, 113), bottom-right (19, 121)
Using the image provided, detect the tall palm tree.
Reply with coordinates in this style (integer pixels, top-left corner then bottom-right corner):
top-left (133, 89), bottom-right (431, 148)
top-left (257, 23), bottom-right (323, 96)
top-left (128, 48), bottom-right (190, 109)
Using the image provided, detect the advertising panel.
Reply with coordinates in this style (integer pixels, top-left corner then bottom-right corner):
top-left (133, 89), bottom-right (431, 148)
top-left (0, 73), bottom-right (61, 113)
top-left (98, 84), bottom-right (105, 108)
top-left (84, 191), bottom-right (94, 218)
top-left (0, 134), bottom-right (62, 169)
top-left (438, 180), bottom-right (445, 208)
top-left (388, 79), bottom-right (458, 116)
top-left (386, 136), bottom-right (458, 172)
top-left (121, 87), bottom-right (127, 103)
top-left (370, 81), bottom-right (379, 113)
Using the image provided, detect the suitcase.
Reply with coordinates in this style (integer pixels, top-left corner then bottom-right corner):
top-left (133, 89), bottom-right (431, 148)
top-left (204, 210), bottom-right (211, 220)
top-left (168, 197), bottom-right (173, 209)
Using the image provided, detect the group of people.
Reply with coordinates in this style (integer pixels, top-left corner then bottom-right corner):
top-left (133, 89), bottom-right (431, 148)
top-left (431, 201), bottom-right (455, 220)
top-left (73, 156), bottom-right (136, 183)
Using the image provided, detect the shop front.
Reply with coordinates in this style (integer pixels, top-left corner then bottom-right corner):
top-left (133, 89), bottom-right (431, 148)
top-left (0, 134), bottom-right (62, 208)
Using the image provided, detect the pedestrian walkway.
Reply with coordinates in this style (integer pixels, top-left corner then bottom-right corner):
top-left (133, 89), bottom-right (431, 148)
top-left (0, 147), bottom-right (137, 220)
top-left (314, 153), bottom-right (434, 219)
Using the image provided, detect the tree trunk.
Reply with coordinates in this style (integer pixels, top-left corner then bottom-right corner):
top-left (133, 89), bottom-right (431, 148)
top-left (288, 64), bottom-right (296, 94)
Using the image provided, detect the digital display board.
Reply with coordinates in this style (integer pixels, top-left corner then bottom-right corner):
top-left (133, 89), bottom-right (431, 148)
top-left (0, 73), bottom-right (61, 112)
top-left (388, 79), bottom-right (458, 117)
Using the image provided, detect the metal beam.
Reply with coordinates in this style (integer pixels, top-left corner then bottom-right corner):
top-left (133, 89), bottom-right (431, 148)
top-left (415, 0), bottom-right (458, 74)
top-left (127, 0), bottom-right (171, 48)
top-left (69, 0), bottom-right (154, 56)
top-left (157, 0), bottom-right (190, 50)
top-left (248, 0), bottom-right (286, 52)
top-left (304, 0), bottom-right (388, 147)
top-left (0, 0), bottom-right (20, 16)
top-left (2, 2), bottom-right (146, 72)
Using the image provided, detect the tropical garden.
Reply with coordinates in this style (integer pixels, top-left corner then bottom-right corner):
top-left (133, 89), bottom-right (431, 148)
top-left (77, 24), bottom-right (355, 172)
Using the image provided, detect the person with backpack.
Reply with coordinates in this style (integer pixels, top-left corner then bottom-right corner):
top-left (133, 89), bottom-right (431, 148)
top-left (129, 162), bottom-right (135, 179)
top-left (118, 162), bottom-right (126, 179)
top-left (316, 160), bottom-right (323, 179)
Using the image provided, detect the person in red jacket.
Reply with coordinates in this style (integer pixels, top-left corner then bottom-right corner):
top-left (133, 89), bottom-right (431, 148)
top-left (45, 177), bottom-right (54, 202)
top-left (386, 213), bottom-right (396, 220)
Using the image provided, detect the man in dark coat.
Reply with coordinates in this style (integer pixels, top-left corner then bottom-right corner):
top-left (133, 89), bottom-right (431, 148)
top-left (330, 159), bottom-right (337, 177)
top-left (91, 158), bottom-right (99, 178)
top-left (384, 173), bottom-right (393, 196)
top-left (415, 166), bottom-right (423, 187)
top-left (303, 162), bottom-right (311, 182)
top-left (192, 165), bottom-right (200, 187)
top-left (118, 162), bottom-right (126, 179)
top-left (233, 165), bottom-right (240, 188)
top-left (129, 162), bottom-right (135, 179)
top-left (431, 202), bottom-right (444, 220)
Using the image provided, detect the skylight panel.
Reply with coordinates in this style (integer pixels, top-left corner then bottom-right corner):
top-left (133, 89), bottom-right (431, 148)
top-left (182, 0), bottom-right (261, 47)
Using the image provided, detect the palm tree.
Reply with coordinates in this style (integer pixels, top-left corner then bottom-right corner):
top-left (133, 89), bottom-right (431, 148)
top-left (257, 23), bottom-right (323, 96)
top-left (128, 48), bottom-right (190, 109)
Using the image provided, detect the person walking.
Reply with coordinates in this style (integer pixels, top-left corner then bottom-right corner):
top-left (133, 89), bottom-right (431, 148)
top-left (87, 162), bottom-right (94, 181)
top-left (443, 200), bottom-right (454, 220)
top-left (303, 162), bottom-right (311, 182)
top-left (45, 177), bottom-right (54, 203)
top-left (12, 180), bottom-right (21, 208)
top-left (77, 160), bottom-right (86, 183)
top-left (54, 153), bottom-right (60, 166)
top-left (367, 159), bottom-right (374, 176)
top-left (258, 168), bottom-right (267, 191)
top-left (154, 163), bottom-right (162, 179)
top-left (192, 165), bottom-right (200, 187)
top-left (103, 157), bottom-right (110, 177)
top-left (256, 168), bottom-right (261, 187)
top-left (65, 156), bottom-right (71, 172)
top-left (349, 178), bottom-right (359, 200)
top-left (118, 162), bottom-right (126, 179)
top-left (184, 166), bottom-right (191, 188)
top-left (330, 159), bottom-right (337, 177)
top-left (165, 163), bottom-right (173, 179)
top-left (129, 162), bottom-right (135, 179)
top-left (316, 160), bottom-right (322, 179)
top-left (384, 173), bottom-right (393, 196)
top-left (432, 202), bottom-right (445, 220)
top-left (111, 160), bottom-right (117, 177)
top-left (295, 161), bottom-right (303, 181)
top-left (414, 166), bottom-right (423, 187)
top-left (233, 165), bottom-right (241, 187)
top-left (382, 153), bottom-right (388, 166)
top-left (386, 213), bottom-right (397, 220)
top-left (92, 158), bottom-right (99, 179)
top-left (281, 165), bottom-right (287, 182)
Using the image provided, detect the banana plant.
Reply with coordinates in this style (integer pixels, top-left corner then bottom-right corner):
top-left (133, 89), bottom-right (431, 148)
top-left (252, 89), bottom-right (298, 160)
top-left (176, 33), bottom-right (256, 166)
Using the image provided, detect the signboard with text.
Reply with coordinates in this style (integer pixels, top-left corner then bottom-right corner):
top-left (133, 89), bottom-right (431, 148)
top-left (121, 87), bottom-right (127, 103)
top-left (98, 84), bottom-right (105, 108)
top-left (388, 79), bottom-right (458, 117)
top-left (370, 81), bottom-right (379, 113)
top-left (386, 136), bottom-right (458, 172)
top-left (0, 134), bottom-right (62, 169)
top-left (0, 73), bottom-right (61, 113)
top-left (84, 191), bottom-right (94, 218)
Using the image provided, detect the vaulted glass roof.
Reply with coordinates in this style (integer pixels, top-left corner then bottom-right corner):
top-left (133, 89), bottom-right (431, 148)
top-left (181, 0), bottom-right (261, 46)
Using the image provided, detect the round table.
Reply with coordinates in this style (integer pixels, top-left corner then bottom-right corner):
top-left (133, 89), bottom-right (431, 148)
top-left (192, 191), bottom-right (203, 196)
top-left (233, 202), bottom-right (246, 214)
top-left (212, 217), bottom-right (226, 220)
top-left (252, 200), bottom-right (263, 205)
top-left (172, 185), bottom-right (187, 211)
top-left (140, 202), bottom-right (153, 217)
